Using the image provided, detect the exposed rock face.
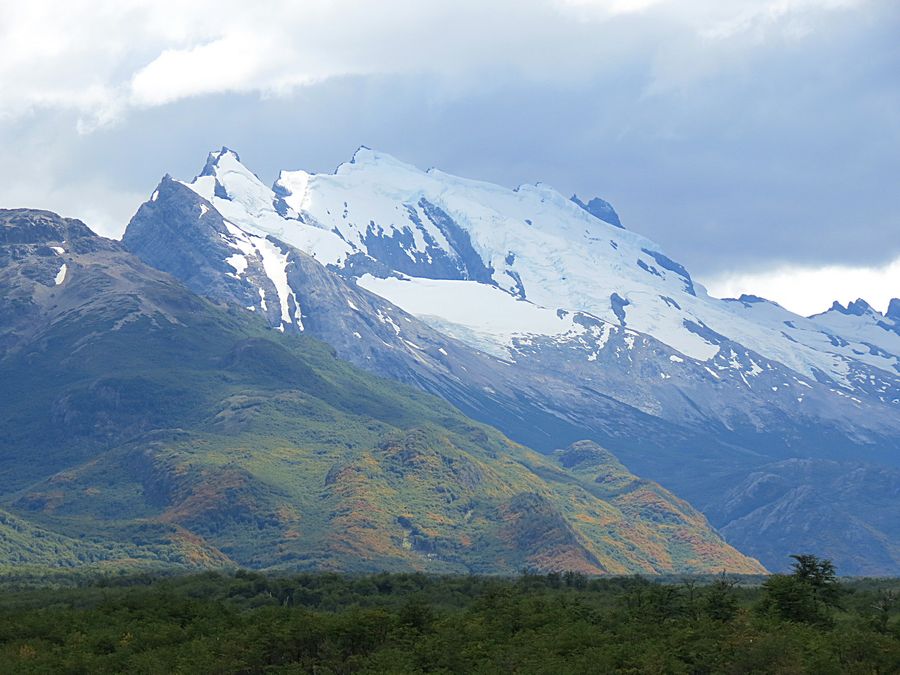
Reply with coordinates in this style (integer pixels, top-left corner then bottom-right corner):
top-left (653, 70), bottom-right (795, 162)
top-left (887, 299), bottom-right (900, 321)
top-left (571, 194), bottom-right (623, 229)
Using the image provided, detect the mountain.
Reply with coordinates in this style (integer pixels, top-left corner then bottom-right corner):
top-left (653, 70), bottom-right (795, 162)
top-left (710, 458), bottom-right (900, 576)
top-left (0, 208), bottom-right (762, 574)
top-left (122, 148), bottom-right (900, 573)
top-left (722, 295), bottom-right (900, 400)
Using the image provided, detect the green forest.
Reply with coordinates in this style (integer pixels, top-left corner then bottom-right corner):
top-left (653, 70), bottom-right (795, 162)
top-left (1, 556), bottom-right (898, 673)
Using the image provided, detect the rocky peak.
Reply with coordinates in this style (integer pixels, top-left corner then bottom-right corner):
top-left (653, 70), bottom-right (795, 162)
top-left (0, 209), bottom-right (95, 245)
top-left (886, 299), bottom-right (900, 321)
top-left (571, 194), bottom-right (623, 228)
top-left (199, 147), bottom-right (243, 178)
top-left (826, 298), bottom-right (876, 317)
top-left (846, 298), bottom-right (874, 316)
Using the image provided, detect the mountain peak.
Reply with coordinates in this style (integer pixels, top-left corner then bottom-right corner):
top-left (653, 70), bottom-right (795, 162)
top-left (887, 298), bottom-right (900, 320)
top-left (343, 146), bottom-right (421, 174)
top-left (0, 208), bottom-right (95, 245)
top-left (348, 145), bottom-right (400, 167)
top-left (571, 194), bottom-right (623, 229)
top-left (826, 298), bottom-right (876, 317)
top-left (188, 147), bottom-right (272, 207)
top-left (349, 144), bottom-right (373, 164)
top-left (847, 298), bottom-right (874, 316)
top-left (200, 147), bottom-right (242, 177)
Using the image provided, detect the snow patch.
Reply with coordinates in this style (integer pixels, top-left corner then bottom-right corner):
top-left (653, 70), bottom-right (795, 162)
top-left (256, 237), bottom-right (302, 330)
top-left (358, 274), bottom-right (580, 358)
top-left (376, 309), bottom-right (402, 335)
top-left (747, 360), bottom-right (764, 377)
top-left (221, 221), bottom-right (302, 330)
top-left (226, 254), bottom-right (248, 276)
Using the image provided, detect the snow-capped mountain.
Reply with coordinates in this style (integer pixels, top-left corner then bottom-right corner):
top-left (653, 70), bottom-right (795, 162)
top-left (4, 208), bottom-right (769, 575)
top-left (125, 173), bottom-right (508, 400)
top-left (123, 147), bottom-right (900, 573)
top-left (723, 296), bottom-right (900, 402)
top-left (178, 147), bottom-right (899, 394)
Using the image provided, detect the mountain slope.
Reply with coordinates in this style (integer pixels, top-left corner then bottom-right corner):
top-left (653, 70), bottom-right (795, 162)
top-left (710, 459), bottom-right (900, 576)
top-left (0, 208), bottom-right (762, 574)
top-left (122, 148), bottom-right (900, 573)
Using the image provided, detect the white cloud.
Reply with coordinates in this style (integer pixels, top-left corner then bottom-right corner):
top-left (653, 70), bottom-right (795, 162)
top-left (705, 257), bottom-right (900, 316)
top-left (0, 0), bottom-right (893, 283)
top-left (130, 37), bottom-right (278, 107)
top-left (699, 0), bottom-right (863, 40)
top-left (558, 0), bottom-right (667, 14)
top-left (0, 0), bottom-right (871, 129)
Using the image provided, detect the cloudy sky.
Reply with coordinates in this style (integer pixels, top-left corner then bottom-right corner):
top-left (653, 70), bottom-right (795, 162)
top-left (2, 0), bottom-right (898, 315)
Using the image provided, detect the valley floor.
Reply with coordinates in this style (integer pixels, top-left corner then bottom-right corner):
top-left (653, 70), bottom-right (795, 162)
top-left (0, 569), bottom-right (898, 673)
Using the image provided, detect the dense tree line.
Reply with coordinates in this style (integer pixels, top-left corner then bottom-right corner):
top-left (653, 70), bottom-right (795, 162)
top-left (0, 557), bottom-right (897, 673)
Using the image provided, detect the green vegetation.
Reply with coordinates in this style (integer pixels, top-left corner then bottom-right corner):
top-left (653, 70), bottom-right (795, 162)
top-left (0, 222), bottom-right (761, 575)
top-left (0, 559), bottom-right (897, 673)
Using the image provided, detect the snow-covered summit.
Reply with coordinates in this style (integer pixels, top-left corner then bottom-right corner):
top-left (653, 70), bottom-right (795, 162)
top-left (200, 147), bottom-right (244, 178)
top-left (724, 293), bottom-right (900, 383)
top-left (166, 147), bottom-right (899, 397)
top-left (270, 148), bottom-right (885, 381)
top-left (179, 148), bottom-right (353, 267)
top-left (346, 145), bottom-right (415, 170)
top-left (811, 298), bottom-right (877, 319)
top-left (812, 298), bottom-right (900, 349)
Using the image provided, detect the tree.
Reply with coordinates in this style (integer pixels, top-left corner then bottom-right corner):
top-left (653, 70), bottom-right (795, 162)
top-left (702, 573), bottom-right (739, 622)
top-left (871, 589), bottom-right (897, 634)
top-left (759, 554), bottom-right (841, 625)
top-left (789, 554), bottom-right (841, 611)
